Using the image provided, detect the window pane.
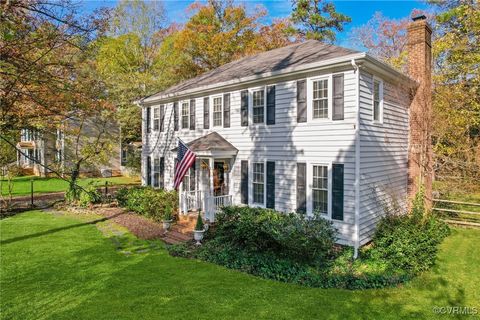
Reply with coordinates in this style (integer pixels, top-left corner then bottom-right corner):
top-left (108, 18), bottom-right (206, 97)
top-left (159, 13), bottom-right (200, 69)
top-left (253, 90), bottom-right (264, 123)
top-left (213, 97), bottom-right (222, 126)
top-left (313, 79), bottom-right (328, 119)
top-left (182, 102), bottom-right (189, 128)
top-left (373, 80), bottom-right (381, 121)
top-left (312, 165), bottom-right (328, 214)
top-left (252, 162), bottom-right (264, 204)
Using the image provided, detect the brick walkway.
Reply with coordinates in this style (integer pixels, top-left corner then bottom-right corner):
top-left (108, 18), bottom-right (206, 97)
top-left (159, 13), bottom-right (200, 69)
top-left (96, 207), bottom-right (195, 245)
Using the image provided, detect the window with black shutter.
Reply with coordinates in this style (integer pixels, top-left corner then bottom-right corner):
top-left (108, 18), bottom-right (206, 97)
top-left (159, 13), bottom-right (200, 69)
top-left (333, 74), bottom-right (344, 120)
top-left (266, 161), bottom-right (275, 209)
top-left (241, 90), bottom-right (248, 126)
top-left (223, 93), bottom-right (230, 128)
top-left (332, 163), bottom-right (344, 220)
top-left (297, 80), bottom-right (307, 123)
top-left (160, 157), bottom-right (165, 189)
top-left (241, 160), bottom-right (248, 204)
top-left (296, 163), bottom-right (306, 213)
top-left (146, 107), bottom-right (151, 133)
top-left (174, 102), bottom-right (179, 131)
top-left (190, 99), bottom-right (196, 130)
top-left (266, 85), bottom-right (276, 125)
top-left (203, 97), bottom-right (209, 129)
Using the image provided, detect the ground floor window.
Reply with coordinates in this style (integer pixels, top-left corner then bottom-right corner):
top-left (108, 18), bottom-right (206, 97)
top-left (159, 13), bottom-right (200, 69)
top-left (312, 165), bottom-right (328, 214)
top-left (252, 162), bottom-right (264, 204)
top-left (153, 158), bottom-right (160, 187)
top-left (182, 166), bottom-right (195, 192)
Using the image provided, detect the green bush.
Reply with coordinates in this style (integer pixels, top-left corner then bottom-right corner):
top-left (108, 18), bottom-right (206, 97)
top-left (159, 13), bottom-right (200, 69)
top-left (78, 182), bottom-right (102, 207)
top-left (371, 188), bottom-right (450, 275)
top-left (195, 212), bottom-right (204, 231)
top-left (115, 186), bottom-right (178, 222)
top-left (213, 206), bottom-right (336, 263)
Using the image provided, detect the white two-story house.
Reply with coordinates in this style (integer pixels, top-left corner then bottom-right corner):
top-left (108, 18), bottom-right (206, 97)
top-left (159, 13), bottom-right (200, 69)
top-left (139, 16), bottom-right (432, 251)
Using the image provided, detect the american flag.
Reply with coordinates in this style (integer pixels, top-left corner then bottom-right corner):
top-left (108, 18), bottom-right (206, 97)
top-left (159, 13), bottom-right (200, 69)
top-left (173, 139), bottom-right (196, 190)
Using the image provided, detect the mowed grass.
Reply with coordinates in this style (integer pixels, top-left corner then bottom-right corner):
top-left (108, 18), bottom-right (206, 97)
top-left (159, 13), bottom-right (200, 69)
top-left (0, 176), bottom-right (140, 197)
top-left (1, 211), bottom-right (479, 320)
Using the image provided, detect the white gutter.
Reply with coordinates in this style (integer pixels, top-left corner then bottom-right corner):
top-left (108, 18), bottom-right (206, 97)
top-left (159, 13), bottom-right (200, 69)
top-left (352, 58), bottom-right (361, 259)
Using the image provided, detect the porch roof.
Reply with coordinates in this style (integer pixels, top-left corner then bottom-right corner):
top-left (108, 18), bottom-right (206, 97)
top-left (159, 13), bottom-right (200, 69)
top-left (173, 132), bottom-right (238, 157)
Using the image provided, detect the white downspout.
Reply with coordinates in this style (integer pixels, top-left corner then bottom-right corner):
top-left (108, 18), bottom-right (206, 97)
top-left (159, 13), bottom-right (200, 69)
top-left (351, 59), bottom-right (361, 259)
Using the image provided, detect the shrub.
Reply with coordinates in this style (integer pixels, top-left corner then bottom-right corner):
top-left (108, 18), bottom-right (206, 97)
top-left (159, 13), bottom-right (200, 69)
top-left (371, 187), bottom-right (450, 275)
top-left (115, 186), bottom-right (178, 222)
top-left (212, 206), bottom-right (336, 264)
top-left (195, 211), bottom-right (204, 231)
top-left (78, 182), bottom-right (102, 207)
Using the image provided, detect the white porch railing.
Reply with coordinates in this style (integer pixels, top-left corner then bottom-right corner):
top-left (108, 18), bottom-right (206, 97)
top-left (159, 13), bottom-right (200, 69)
top-left (204, 194), bottom-right (232, 222)
top-left (180, 191), bottom-right (232, 222)
top-left (181, 191), bottom-right (202, 213)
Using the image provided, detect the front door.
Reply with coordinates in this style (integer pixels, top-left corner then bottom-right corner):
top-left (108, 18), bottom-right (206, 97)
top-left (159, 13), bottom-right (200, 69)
top-left (213, 161), bottom-right (226, 196)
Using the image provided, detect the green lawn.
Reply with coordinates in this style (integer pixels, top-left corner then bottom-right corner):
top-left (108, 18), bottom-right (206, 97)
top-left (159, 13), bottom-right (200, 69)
top-left (1, 211), bottom-right (479, 320)
top-left (0, 176), bottom-right (140, 197)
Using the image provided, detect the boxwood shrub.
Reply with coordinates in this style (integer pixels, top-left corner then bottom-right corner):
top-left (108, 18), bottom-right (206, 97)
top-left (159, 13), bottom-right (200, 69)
top-left (115, 186), bottom-right (178, 222)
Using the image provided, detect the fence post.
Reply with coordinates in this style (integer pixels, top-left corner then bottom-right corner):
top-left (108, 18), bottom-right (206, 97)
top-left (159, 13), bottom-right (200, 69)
top-left (105, 181), bottom-right (108, 196)
top-left (30, 178), bottom-right (34, 208)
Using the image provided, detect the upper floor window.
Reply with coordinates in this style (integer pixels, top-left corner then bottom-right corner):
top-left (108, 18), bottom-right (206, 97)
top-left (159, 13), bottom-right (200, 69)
top-left (252, 162), bottom-right (265, 204)
top-left (213, 96), bottom-right (222, 127)
top-left (312, 165), bottom-right (328, 214)
top-left (373, 78), bottom-right (383, 123)
top-left (153, 107), bottom-right (160, 131)
top-left (312, 79), bottom-right (328, 119)
top-left (252, 89), bottom-right (265, 124)
top-left (181, 101), bottom-right (189, 129)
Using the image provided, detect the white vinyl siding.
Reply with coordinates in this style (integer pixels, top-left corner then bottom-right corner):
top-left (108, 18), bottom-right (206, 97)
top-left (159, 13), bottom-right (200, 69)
top-left (312, 165), bottom-right (328, 214)
top-left (313, 79), bottom-right (328, 119)
top-left (359, 70), bottom-right (409, 245)
top-left (213, 96), bottom-right (222, 127)
top-left (252, 162), bottom-right (265, 204)
top-left (181, 101), bottom-right (189, 129)
top-left (252, 89), bottom-right (265, 124)
top-left (143, 69), bottom-right (360, 245)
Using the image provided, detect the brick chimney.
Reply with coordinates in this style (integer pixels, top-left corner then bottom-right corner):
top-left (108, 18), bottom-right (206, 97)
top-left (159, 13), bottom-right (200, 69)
top-left (407, 14), bottom-right (433, 204)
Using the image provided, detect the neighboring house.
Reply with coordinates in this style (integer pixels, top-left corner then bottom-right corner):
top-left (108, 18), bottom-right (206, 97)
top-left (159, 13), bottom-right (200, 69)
top-left (17, 118), bottom-right (122, 177)
top-left (139, 16), bottom-right (432, 250)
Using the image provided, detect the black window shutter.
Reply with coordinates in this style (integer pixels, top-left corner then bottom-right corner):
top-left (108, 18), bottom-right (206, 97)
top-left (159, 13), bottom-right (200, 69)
top-left (146, 107), bottom-right (151, 133)
top-left (332, 163), bottom-right (344, 220)
top-left (160, 157), bottom-right (165, 189)
top-left (190, 99), bottom-right (196, 130)
top-left (160, 105), bottom-right (165, 132)
top-left (173, 102), bottom-right (179, 131)
top-left (146, 156), bottom-right (151, 186)
top-left (190, 163), bottom-right (196, 191)
top-left (203, 97), bottom-right (209, 129)
top-left (266, 85), bottom-right (276, 125)
top-left (297, 80), bottom-right (307, 123)
top-left (241, 90), bottom-right (248, 126)
top-left (333, 74), bottom-right (344, 120)
top-left (223, 93), bottom-right (230, 128)
top-left (241, 160), bottom-right (248, 204)
top-left (296, 163), bottom-right (306, 213)
top-left (266, 161), bottom-right (275, 209)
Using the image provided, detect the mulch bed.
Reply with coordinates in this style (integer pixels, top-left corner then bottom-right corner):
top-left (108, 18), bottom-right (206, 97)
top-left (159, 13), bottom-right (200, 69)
top-left (96, 207), bottom-right (166, 240)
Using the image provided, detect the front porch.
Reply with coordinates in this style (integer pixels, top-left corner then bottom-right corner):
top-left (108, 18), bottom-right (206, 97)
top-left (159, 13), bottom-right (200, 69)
top-left (177, 132), bottom-right (238, 222)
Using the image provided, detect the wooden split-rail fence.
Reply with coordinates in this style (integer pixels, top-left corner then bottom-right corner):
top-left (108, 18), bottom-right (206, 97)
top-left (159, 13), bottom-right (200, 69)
top-left (433, 199), bottom-right (480, 228)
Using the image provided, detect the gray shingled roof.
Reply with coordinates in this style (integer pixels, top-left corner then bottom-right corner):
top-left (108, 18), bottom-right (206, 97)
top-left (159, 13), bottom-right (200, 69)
top-left (172, 132), bottom-right (238, 153)
top-left (145, 40), bottom-right (359, 101)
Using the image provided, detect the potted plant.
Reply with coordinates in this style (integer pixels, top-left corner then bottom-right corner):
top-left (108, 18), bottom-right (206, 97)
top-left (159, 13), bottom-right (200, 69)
top-left (193, 211), bottom-right (205, 245)
top-left (162, 204), bottom-right (173, 231)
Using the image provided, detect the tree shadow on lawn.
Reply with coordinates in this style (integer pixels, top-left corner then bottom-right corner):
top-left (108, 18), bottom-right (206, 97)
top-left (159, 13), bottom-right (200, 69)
top-left (50, 241), bottom-right (475, 320)
top-left (0, 213), bottom-right (123, 245)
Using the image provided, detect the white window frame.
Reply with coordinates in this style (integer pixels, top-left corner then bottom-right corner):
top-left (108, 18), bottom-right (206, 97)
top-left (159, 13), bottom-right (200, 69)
top-left (307, 75), bottom-right (332, 122)
top-left (372, 77), bottom-right (384, 124)
top-left (306, 161), bottom-right (332, 219)
top-left (311, 164), bottom-right (329, 216)
top-left (249, 86), bottom-right (266, 124)
top-left (211, 95), bottom-right (223, 127)
top-left (250, 161), bottom-right (266, 206)
top-left (153, 157), bottom-right (160, 188)
top-left (153, 107), bottom-right (160, 131)
top-left (181, 100), bottom-right (190, 129)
